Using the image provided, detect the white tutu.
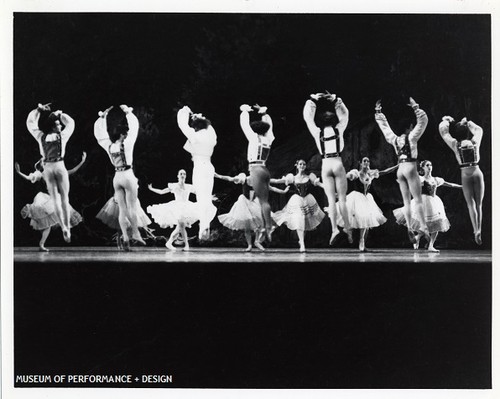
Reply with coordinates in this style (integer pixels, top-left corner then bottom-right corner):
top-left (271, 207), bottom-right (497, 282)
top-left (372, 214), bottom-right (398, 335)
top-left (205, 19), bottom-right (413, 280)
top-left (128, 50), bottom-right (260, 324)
top-left (393, 194), bottom-right (450, 233)
top-left (218, 194), bottom-right (264, 231)
top-left (21, 192), bottom-right (82, 231)
top-left (273, 193), bottom-right (325, 231)
top-left (336, 191), bottom-right (387, 229)
top-left (97, 197), bottom-right (151, 230)
top-left (147, 200), bottom-right (200, 228)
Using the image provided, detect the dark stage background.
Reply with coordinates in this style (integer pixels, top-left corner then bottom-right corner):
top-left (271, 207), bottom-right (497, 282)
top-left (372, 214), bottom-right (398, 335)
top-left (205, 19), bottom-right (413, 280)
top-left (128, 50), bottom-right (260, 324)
top-left (13, 13), bottom-right (491, 250)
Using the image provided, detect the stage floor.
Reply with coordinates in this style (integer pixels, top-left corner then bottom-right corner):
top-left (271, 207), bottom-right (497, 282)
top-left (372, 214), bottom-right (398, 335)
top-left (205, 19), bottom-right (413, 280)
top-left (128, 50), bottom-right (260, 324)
top-left (14, 246), bottom-right (492, 263)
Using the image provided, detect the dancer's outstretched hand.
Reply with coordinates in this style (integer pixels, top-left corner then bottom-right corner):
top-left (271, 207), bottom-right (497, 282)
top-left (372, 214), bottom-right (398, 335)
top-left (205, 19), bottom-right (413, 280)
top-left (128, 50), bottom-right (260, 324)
top-left (37, 102), bottom-right (52, 111)
top-left (14, 162), bottom-right (21, 173)
top-left (98, 106), bottom-right (113, 118)
top-left (407, 97), bottom-right (419, 110)
top-left (254, 104), bottom-right (268, 114)
top-left (375, 99), bottom-right (382, 113)
top-left (310, 93), bottom-right (323, 101)
top-left (81, 152), bottom-right (87, 162)
top-left (240, 104), bottom-right (252, 112)
top-left (441, 116), bottom-right (455, 123)
top-left (324, 91), bottom-right (337, 102)
top-left (120, 104), bottom-right (133, 114)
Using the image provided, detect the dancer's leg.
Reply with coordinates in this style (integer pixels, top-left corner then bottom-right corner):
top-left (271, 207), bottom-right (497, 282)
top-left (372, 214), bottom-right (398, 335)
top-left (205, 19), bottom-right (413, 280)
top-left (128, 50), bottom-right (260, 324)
top-left (179, 224), bottom-right (189, 251)
top-left (322, 167), bottom-right (339, 245)
top-left (461, 175), bottom-right (479, 236)
top-left (472, 170), bottom-right (485, 245)
top-left (397, 170), bottom-right (417, 244)
top-left (428, 232), bottom-right (439, 252)
top-left (123, 177), bottom-right (145, 245)
top-left (406, 169), bottom-right (429, 238)
top-left (334, 166), bottom-right (352, 243)
top-left (244, 230), bottom-right (253, 252)
top-left (297, 229), bottom-right (306, 252)
top-left (251, 167), bottom-right (272, 240)
top-left (39, 228), bottom-right (51, 251)
top-left (114, 188), bottom-right (131, 250)
top-left (166, 225), bottom-right (180, 251)
top-left (359, 228), bottom-right (367, 251)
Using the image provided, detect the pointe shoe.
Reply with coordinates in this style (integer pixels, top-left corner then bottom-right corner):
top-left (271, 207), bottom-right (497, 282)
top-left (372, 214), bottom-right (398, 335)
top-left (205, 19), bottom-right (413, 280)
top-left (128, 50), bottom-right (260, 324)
top-left (199, 228), bottom-right (210, 241)
top-left (413, 236), bottom-right (421, 250)
top-left (254, 241), bottom-right (265, 251)
top-left (62, 228), bottom-right (71, 243)
top-left (329, 228), bottom-right (340, 245)
top-left (165, 241), bottom-right (176, 251)
top-left (407, 230), bottom-right (417, 244)
top-left (265, 228), bottom-right (273, 243)
top-left (345, 228), bottom-right (353, 244)
top-left (244, 246), bottom-right (252, 252)
top-left (132, 236), bottom-right (146, 246)
top-left (299, 244), bottom-right (306, 253)
top-left (359, 240), bottom-right (366, 252)
top-left (474, 232), bottom-right (483, 245)
top-left (428, 246), bottom-right (440, 253)
top-left (122, 240), bottom-right (130, 252)
top-left (39, 246), bottom-right (49, 252)
top-left (183, 245), bottom-right (190, 252)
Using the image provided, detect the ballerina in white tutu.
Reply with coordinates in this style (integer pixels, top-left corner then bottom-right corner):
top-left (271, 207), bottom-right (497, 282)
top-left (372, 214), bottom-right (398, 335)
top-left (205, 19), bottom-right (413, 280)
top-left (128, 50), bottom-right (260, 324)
top-left (15, 152), bottom-right (86, 251)
top-left (335, 157), bottom-right (397, 251)
top-left (393, 160), bottom-right (461, 252)
top-left (271, 159), bottom-right (326, 252)
top-left (147, 169), bottom-right (199, 251)
top-left (215, 172), bottom-right (289, 252)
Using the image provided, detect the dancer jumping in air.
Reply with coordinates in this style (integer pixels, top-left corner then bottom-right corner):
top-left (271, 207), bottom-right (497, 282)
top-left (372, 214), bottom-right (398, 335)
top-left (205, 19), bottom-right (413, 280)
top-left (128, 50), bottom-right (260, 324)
top-left (16, 153), bottom-right (86, 251)
top-left (374, 97), bottom-right (430, 244)
top-left (438, 116), bottom-right (485, 245)
top-left (271, 159), bottom-right (326, 252)
top-left (177, 106), bottom-right (217, 240)
top-left (147, 169), bottom-right (199, 251)
top-left (215, 171), bottom-right (289, 252)
top-left (94, 105), bottom-right (146, 250)
top-left (26, 102), bottom-right (76, 242)
top-left (336, 157), bottom-right (397, 251)
top-left (303, 92), bottom-right (352, 245)
top-left (239, 103), bottom-right (277, 242)
top-left (393, 160), bottom-right (461, 252)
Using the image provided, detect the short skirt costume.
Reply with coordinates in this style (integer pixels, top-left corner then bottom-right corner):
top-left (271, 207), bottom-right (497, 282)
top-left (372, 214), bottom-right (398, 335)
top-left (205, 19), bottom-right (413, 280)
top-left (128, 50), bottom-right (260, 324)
top-left (336, 169), bottom-right (387, 229)
top-left (393, 176), bottom-right (450, 233)
top-left (272, 174), bottom-right (325, 231)
top-left (147, 183), bottom-right (199, 228)
top-left (20, 171), bottom-right (82, 231)
top-left (97, 197), bottom-right (151, 230)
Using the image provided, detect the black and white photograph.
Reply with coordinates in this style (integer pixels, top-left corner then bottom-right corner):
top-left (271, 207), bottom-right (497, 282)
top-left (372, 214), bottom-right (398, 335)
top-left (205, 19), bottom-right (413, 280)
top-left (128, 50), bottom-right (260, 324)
top-left (1, 1), bottom-right (497, 398)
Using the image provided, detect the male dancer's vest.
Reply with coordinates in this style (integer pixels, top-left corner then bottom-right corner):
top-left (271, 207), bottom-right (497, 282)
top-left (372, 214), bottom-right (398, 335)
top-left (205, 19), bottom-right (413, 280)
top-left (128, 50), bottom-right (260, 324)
top-left (109, 141), bottom-right (131, 171)
top-left (42, 133), bottom-right (63, 162)
top-left (249, 136), bottom-right (271, 166)
top-left (395, 134), bottom-right (416, 163)
top-left (320, 126), bottom-right (341, 158)
top-left (457, 141), bottom-right (479, 168)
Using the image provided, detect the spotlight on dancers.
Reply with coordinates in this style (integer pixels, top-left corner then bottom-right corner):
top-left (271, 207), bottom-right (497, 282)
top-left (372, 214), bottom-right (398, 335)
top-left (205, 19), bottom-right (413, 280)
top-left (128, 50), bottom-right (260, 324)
top-left (94, 105), bottom-right (146, 250)
top-left (374, 97), bottom-right (430, 245)
top-left (439, 115), bottom-right (485, 245)
top-left (26, 102), bottom-right (76, 243)
top-left (303, 91), bottom-right (353, 245)
top-left (177, 106), bottom-right (217, 241)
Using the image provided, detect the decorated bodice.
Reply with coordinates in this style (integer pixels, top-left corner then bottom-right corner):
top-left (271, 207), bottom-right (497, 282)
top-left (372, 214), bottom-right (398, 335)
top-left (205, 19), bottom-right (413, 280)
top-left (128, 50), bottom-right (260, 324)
top-left (420, 176), bottom-right (444, 197)
top-left (293, 180), bottom-right (312, 197)
top-left (41, 133), bottom-right (62, 161)
top-left (109, 141), bottom-right (129, 168)
top-left (394, 134), bottom-right (416, 162)
top-left (169, 183), bottom-right (194, 202)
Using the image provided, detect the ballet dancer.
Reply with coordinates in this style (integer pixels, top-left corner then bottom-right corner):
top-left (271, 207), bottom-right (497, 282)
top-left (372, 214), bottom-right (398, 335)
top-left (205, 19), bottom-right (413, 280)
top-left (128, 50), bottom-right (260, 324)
top-left (393, 160), bottom-right (461, 252)
top-left (337, 157), bottom-right (398, 251)
top-left (239, 103), bottom-right (275, 241)
top-left (147, 169), bottom-right (199, 251)
top-left (303, 91), bottom-right (352, 245)
top-left (26, 102), bottom-right (76, 242)
top-left (374, 97), bottom-right (430, 244)
top-left (215, 171), bottom-right (289, 252)
top-left (16, 153), bottom-right (86, 251)
top-left (438, 116), bottom-right (485, 245)
top-left (177, 105), bottom-right (217, 240)
top-left (271, 159), bottom-right (326, 252)
top-left (94, 105), bottom-right (145, 250)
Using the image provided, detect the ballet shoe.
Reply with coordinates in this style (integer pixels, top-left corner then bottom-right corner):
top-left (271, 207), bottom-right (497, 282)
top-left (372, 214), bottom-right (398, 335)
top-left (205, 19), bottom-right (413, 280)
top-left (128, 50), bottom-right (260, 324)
top-left (39, 246), bottom-right (49, 252)
top-left (413, 236), bottom-right (420, 250)
top-left (254, 242), bottom-right (265, 251)
top-left (122, 240), bottom-right (130, 252)
top-left (265, 228), bottom-right (273, 243)
top-left (474, 232), bottom-right (482, 245)
top-left (62, 228), bottom-right (71, 243)
top-left (329, 229), bottom-right (340, 245)
top-left (244, 246), bottom-right (252, 252)
top-left (358, 240), bottom-right (366, 252)
top-left (419, 228), bottom-right (431, 243)
top-left (407, 230), bottom-right (417, 244)
top-left (165, 241), bottom-right (176, 251)
top-left (131, 236), bottom-right (146, 246)
top-left (183, 245), bottom-right (190, 252)
top-left (299, 245), bottom-right (306, 253)
top-left (428, 246), bottom-right (440, 253)
top-left (344, 228), bottom-right (353, 244)
top-left (199, 228), bottom-right (210, 241)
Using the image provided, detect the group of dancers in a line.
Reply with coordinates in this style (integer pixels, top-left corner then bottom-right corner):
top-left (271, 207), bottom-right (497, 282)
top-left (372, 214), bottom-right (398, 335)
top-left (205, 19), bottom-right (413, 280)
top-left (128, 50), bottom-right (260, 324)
top-left (17, 93), bottom-right (485, 252)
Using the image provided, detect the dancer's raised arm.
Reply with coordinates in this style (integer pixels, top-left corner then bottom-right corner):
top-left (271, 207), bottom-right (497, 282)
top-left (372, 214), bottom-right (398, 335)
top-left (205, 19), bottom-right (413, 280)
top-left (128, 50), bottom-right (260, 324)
top-left (67, 152), bottom-right (87, 175)
top-left (303, 97), bottom-right (319, 134)
top-left (374, 100), bottom-right (396, 144)
top-left (407, 98), bottom-right (428, 141)
top-left (121, 105), bottom-right (139, 145)
top-left (177, 105), bottom-right (196, 140)
top-left (147, 184), bottom-right (172, 195)
top-left (26, 103), bottom-right (51, 140)
top-left (94, 106), bottom-right (113, 149)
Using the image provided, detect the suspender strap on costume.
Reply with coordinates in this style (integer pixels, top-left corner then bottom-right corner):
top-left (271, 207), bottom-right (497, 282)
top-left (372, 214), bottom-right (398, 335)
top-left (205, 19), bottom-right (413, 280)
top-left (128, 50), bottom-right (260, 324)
top-left (115, 165), bottom-right (132, 172)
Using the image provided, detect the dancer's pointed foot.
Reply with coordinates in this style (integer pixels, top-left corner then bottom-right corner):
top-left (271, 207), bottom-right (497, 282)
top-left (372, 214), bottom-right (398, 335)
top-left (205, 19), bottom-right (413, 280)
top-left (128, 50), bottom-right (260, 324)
top-left (359, 239), bottom-right (366, 252)
top-left (183, 245), bottom-right (190, 252)
top-left (62, 228), bottom-right (71, 243)
top-left (474, 232), bottom-right (482, 245)
top-left (132, 235), bottom-right (146, 246)
top-left (39, 246), bottom-right (49, 252)
top-left (265, 228), bottom-right (273, 243)
top-left (345, 228), bottom-right (353, 244)
top-left (199, 228), bottom-right (210, 241)
top-left (419, 228), bottom-right (431, 243)
top-left (165, 241), bottom-right (176, 251)
top-left (413, 234), bottom-right (421, 250)
top-left (244, 245), bottom-right (252, 252)
top-left (122, 240), bottom-right (130, 251)
top-left (254, 241), bottom-right (265, 251)
top-left (329, 228), bottom-right (340, 245)
top-left (428, 246), bottom-right (440, 253)
top-left (299, 244), bottom-right (306, 253)
top-left (407, 230), bottom-right (417, 244)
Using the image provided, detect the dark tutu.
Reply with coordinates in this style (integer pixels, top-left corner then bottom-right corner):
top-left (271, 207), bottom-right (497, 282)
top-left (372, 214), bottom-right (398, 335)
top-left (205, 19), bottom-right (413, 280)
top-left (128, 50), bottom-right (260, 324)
top-left (21, 192), bottom-right (82, 231)
top-left (218, 194), bottom-right (263, 231)
top-left (393, 195), bottom-right (450, 233)
top-left (97, 197), bottom-right (151, 230)
top-left (147, 200), bottom-right (199, 229)
top-left (336, 191), bottom-right (387, 229)
top-left (273, 193), bottom-right (325, 231)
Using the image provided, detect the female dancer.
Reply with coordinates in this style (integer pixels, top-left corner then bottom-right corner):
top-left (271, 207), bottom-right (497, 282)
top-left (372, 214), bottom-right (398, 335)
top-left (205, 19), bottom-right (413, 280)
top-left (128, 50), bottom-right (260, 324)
top-left (94, 105), bottom-right (145, 250)
top-left (177, 106), bottom-right (217, 240)
top-left (147, 169), bottom-right (199, 251)
top-left (271, 159), bottom-right (326, 252)
top-left (439, 116), bottom-right (484, 245)
top-left (16, 153), bottom-right (86, 251)
top-left (393, 160), bottom-right (461, 252)
top-left (336, 157), bottom-right (397, 251)
top-left (303, 92), bottom-right (352, 245)
top-left (374, 97), bottom-right (430, 244)
top-left (26, 102), bottom-right (76, 242)
top-left (239, 103), bottom-right (275, 241)
top-left (215, 171), bottom-right (289, 252)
